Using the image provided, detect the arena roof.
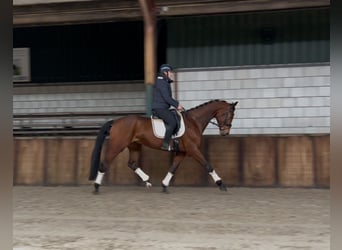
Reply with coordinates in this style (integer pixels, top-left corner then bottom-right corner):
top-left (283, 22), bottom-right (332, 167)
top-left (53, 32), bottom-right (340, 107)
top-left (14, 0), bottom-right (330, 27)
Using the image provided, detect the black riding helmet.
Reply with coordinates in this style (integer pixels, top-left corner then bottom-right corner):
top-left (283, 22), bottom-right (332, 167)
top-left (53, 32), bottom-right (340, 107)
top-left (159, 64), bottom-right (173, 73)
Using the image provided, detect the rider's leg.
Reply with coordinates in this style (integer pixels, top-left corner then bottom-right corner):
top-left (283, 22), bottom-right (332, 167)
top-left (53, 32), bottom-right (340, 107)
top-left (161, 124), bottom-right (174, 150)
top-left (153, 109), bottom-right (177, 151)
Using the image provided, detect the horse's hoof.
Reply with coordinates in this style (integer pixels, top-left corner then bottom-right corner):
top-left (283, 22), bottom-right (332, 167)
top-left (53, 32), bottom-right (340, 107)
top-left (145, 181), bottom-right (152, 188)
top-left (93, 183), bottom-right (100, 194)
top-left (161, 184), bottom-right (169, 194)
top-left (216, 180), bottom-right (227, 192)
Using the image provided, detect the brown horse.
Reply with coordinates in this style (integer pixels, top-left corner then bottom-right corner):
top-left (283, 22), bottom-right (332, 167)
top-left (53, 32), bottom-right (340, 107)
top-left (89, 99), bottom-right (238, 193)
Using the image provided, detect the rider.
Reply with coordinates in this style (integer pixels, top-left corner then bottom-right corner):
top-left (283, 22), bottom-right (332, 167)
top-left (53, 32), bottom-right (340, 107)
top-left (152, 64), bottom-right (184, 151)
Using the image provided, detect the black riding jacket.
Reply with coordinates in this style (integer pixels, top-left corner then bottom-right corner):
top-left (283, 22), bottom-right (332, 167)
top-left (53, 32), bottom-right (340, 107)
top-left (152, 74), bottom-right (179, 109)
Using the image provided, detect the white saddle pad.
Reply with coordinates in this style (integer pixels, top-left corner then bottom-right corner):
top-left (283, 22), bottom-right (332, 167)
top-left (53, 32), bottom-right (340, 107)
top-left (151, 111), bottom-right (185, 139)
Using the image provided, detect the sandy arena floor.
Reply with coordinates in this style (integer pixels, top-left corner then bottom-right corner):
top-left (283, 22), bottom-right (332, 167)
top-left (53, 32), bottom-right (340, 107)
top-left (13, 185), bottom-right (329, 250)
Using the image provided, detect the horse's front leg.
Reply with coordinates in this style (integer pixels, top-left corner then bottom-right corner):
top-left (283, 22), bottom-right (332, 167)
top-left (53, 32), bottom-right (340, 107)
top-left (161, 152), bottom-right (186, 193)
top-left (191, 148), bottom-right (227, 191)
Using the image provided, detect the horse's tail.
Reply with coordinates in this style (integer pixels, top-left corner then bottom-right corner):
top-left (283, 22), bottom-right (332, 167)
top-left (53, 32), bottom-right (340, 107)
top-left (88, 120), bottom-right (113, 181)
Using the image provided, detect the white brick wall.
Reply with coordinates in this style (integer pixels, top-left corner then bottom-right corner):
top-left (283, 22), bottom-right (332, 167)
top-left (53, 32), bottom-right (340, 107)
top-left (13, 83), bottom-right (146, 114)
top-left (176, 64), bottom-right (330, 135)
top-left (13, 83), bottom-right (146, 128)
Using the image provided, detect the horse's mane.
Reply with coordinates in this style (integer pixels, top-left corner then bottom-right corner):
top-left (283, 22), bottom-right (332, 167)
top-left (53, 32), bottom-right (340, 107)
top-left (187, 99), bottom-right (227, 112)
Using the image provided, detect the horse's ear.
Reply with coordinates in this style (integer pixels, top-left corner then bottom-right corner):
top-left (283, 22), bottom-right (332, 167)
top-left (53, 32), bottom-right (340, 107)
top-left (233, 101), bottom-right (238, 106)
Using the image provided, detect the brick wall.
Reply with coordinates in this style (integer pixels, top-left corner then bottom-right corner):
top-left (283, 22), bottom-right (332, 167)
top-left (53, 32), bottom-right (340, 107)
top-left (13, 64), bottom-right (330, 135)
top-left (13, 82), bottom-right (146, 128)
top-left (176, 64), bottom-right (330, 135)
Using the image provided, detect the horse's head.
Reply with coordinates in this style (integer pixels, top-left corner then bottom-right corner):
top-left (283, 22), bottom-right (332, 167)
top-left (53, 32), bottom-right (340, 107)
top-left (215, 101), bottom-right (238, 136)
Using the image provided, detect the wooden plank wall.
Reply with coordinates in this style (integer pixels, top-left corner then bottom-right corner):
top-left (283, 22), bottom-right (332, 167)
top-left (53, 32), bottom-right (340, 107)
top-left (13, 135), bottom-right (330, 188)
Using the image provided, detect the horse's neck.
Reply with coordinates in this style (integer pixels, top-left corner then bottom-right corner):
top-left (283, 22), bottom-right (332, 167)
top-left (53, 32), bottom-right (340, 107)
top-left (188, 105), bottom-right (218, 132)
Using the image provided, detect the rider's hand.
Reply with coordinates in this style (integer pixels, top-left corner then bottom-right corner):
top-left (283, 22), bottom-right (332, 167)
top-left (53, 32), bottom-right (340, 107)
top-left (177, 104), bottom-right (185, 111)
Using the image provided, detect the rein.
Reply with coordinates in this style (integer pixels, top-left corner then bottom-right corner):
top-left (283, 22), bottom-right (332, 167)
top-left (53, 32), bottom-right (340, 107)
top-left (209, 110), bottom-right (232, 129)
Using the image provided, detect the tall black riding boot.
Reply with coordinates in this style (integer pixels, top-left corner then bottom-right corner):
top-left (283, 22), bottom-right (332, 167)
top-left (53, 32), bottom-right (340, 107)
top-left (160, 126), bottom-right (174, 151)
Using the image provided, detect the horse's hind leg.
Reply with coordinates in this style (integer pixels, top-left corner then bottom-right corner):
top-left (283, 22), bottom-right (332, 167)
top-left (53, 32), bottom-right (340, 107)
top-left (94, 147), bottom-right (125, 194)
top-left (127, 143), bottom-right (152, 188)
top-left (93, 162), bottom-right (107, 194)
top-left (161, 152), bottom-right (186, 193)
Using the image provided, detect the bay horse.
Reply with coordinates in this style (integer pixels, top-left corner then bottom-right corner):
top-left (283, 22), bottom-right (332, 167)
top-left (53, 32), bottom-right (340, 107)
top-left (89, 99), bottom-right (238, 193)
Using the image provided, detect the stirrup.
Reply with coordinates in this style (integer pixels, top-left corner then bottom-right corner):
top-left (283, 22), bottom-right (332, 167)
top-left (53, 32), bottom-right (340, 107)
top-left (160, 144), bottom-right (174, 152)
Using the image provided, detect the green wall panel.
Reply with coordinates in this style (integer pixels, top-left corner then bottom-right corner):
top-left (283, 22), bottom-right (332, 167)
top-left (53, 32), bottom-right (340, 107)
top-left (167, 8), bottom-right (329, 68)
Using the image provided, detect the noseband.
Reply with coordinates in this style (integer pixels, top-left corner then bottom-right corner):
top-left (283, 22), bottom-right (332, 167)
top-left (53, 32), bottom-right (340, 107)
top-left (209, 108), bottom-right (233, 130)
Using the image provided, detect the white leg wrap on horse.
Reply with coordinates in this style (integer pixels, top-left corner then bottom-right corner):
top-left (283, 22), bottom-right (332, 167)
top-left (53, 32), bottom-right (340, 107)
top-left (134, 168), bottom-right (149, 182)
top-left (162, 172), bottom-right (173, 186)
top-left (209, 170), bottom-right (221, 182)
top-left (95, 171), bottom-right (105, 185)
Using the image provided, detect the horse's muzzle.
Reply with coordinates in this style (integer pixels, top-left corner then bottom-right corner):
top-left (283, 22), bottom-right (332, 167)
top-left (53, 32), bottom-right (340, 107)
top-left (220, 129), bottom-right (230, 136)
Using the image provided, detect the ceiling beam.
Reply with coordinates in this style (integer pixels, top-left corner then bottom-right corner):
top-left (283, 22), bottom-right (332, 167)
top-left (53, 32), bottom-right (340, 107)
top-left (158, 0), bottom-right (330, 16)
top-left (13, 0), bottom-right (330, 27)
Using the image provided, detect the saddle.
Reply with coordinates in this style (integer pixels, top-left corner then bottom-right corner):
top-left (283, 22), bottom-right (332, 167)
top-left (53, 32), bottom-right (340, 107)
top-left (151, 109), bottom-right (185, 139)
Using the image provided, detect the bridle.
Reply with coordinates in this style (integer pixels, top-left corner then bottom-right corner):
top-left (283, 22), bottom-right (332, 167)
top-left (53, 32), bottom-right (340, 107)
top-left (209, 107), bottom-right (233, 130)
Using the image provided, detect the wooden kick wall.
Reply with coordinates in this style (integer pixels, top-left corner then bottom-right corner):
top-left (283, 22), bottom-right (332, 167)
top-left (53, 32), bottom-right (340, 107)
top-left (13, 135), bottom-right (330, 188)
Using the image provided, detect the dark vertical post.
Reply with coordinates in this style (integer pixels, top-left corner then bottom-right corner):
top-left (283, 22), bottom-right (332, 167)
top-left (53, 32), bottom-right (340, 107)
top-left (138, 0), bottom-right (156, 116)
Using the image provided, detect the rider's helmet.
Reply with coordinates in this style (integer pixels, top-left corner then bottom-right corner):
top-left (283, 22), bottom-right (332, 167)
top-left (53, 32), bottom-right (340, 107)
top-left (159, 64), bottom-right (173, 73)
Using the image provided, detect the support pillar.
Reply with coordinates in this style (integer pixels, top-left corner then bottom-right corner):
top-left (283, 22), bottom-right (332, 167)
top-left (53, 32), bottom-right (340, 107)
top-left (139, 0), bottom-right (156, 117)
